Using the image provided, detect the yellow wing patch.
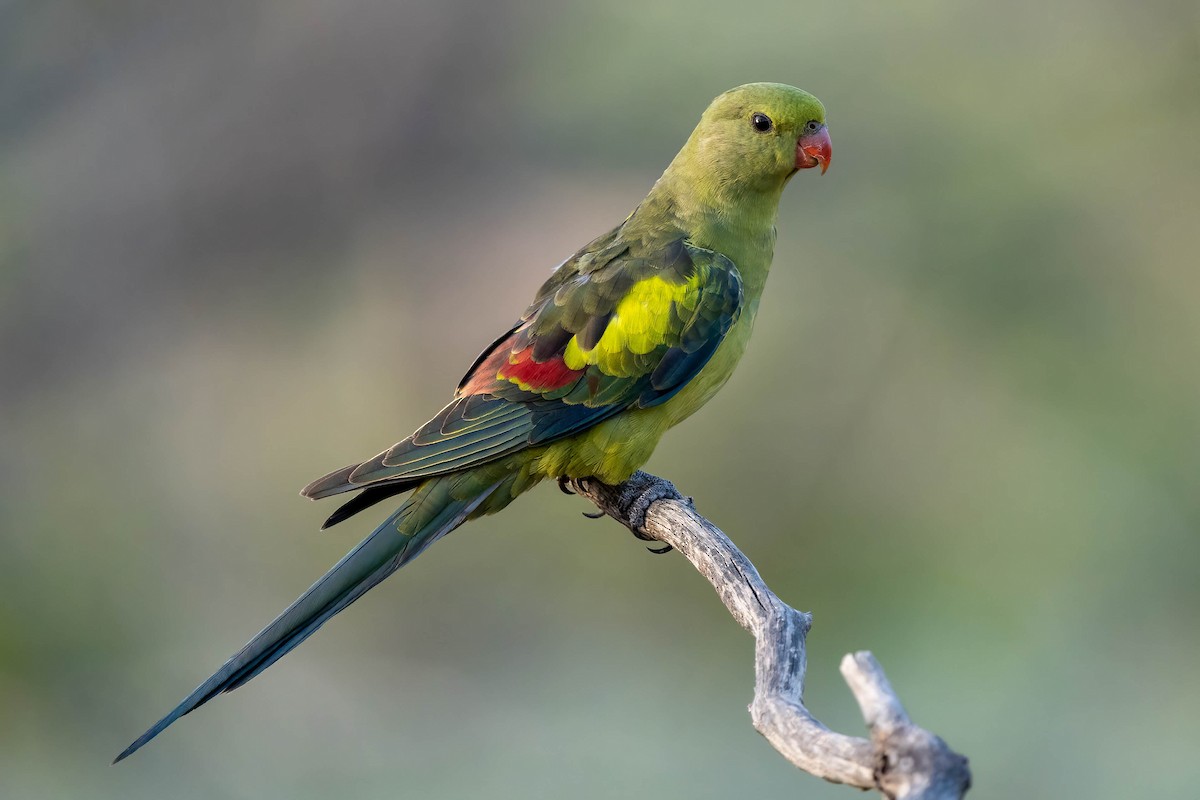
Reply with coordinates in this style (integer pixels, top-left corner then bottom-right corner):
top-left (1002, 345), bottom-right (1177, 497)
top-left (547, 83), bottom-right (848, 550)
top-left (563, 273), bottom-right (702, 377)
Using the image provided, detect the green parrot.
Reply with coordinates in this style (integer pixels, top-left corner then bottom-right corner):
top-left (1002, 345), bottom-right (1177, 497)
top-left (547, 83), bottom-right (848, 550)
top-left (115, 82), bottom-right (830, 762)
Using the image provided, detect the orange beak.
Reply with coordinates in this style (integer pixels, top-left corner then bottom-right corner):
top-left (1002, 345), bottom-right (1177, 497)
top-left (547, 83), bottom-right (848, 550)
top-left (796, 125), bottom-right (831, 174)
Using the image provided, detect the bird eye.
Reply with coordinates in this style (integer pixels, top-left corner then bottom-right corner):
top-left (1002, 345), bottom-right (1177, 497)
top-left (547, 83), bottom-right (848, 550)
top-left (804, 119), bottom-right (822, 134)
top-left (751, 113), bottom-right (773, 133)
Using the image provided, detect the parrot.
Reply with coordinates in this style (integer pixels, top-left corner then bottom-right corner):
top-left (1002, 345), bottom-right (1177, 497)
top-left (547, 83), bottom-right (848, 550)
top-left (114, 82), bottom-right (831, 762)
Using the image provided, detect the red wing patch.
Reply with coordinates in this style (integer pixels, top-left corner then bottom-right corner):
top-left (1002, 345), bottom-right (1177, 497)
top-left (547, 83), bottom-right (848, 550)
top-left (458, 336), bottom-right (583, 396)
top-left (497, 346), bottom-right (583, 392)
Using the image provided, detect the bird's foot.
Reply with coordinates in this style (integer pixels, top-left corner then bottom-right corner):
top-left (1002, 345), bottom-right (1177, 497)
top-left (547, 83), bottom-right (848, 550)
top-left (614, 473), bottom-right (681, 534)
top-left (618, 477), bottom-right (678, 554)
top-left (559, 476), bottom-right (608, 521)
top-left (571, 472), bottom-right (682, 555)
top-left (561, 477), bottom-right (603, 516)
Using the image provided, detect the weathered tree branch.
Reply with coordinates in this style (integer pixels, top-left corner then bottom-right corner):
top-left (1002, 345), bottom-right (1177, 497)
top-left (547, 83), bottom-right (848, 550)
top-left (571, 471), bottom-right (971, 800)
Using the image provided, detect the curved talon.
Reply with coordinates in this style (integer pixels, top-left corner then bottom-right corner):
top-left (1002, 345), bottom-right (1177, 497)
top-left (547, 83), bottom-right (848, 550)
top-left (646, 543), bottom-right (673, 555)
top-left (557, 476), bottom-right (575, 495)
top-left (581, 510), bottom-right (605, 519)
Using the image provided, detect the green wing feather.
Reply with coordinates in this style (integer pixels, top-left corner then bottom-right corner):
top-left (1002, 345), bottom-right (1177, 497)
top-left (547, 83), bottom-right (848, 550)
top-left (302, 223), bottom-right (742, 513)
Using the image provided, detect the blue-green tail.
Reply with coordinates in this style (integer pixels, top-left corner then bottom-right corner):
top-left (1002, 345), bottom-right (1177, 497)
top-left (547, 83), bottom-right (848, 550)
top-left (113, 475), bottom-right (501, 763)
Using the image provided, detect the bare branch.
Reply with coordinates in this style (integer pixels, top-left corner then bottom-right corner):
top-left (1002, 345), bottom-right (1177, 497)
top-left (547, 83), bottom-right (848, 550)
top-left (572, 471), bottom-right (971, 799)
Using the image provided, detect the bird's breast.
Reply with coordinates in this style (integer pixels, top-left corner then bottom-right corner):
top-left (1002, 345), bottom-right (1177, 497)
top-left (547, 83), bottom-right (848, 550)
top-left (657, 302), bottom-right (758, 428)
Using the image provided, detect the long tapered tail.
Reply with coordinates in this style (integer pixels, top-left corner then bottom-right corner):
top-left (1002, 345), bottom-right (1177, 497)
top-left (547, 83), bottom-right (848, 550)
top-left (114, 474), bottom-right (502, 763)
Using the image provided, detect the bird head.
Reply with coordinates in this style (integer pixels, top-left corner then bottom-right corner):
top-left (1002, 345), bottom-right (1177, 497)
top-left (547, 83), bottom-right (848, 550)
top-left (673, 83), bottom-right (830, 200)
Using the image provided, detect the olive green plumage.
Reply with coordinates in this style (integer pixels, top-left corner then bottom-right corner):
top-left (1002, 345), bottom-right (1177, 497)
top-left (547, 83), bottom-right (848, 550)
top-left (115, 83), bottom-right (830, 762)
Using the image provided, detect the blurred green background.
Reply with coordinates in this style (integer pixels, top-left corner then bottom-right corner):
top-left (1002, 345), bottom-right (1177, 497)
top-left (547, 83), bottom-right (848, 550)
top-left (2, 1), bottom-right (1198, 797)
